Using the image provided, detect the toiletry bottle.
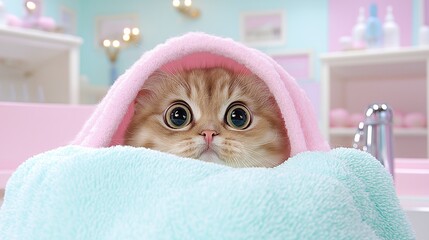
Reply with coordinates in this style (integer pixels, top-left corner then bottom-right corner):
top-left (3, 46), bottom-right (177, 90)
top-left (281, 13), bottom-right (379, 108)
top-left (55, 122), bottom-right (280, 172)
top-left (383, 6), bottom-right (400, 48)
top-left (419, 25), bottom-right (429, 46)
top-left (352, 7), bottom-right (366, 49)
top-left (0, 1), bottom-right (6, 26)
top-left (365, 3), bottom-right (383, 48)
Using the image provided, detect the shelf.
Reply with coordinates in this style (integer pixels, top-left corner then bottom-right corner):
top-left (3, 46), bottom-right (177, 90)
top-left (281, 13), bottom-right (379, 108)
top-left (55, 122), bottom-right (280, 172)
top-left (0, 26), bottom-right (82, 70)
top-left (0, 26), bottom-right (83, 104)
top-left (321, 47), bottom-right (428, 80)
top-left (330, 128), bottom-right (427, 137)
top-left (321, 46), bottom-right (429, 65)
top-left (321, 45), bottom-right (429, 158)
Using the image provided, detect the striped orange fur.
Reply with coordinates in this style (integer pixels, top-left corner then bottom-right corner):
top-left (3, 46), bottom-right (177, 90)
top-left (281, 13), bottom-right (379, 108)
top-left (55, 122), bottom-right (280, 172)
top-left (125, 67), bottom-right (290, 167)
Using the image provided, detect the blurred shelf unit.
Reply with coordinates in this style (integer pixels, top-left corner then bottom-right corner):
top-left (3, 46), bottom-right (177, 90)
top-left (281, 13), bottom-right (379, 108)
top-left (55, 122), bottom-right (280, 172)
top-left (321, 46), bottom-right (429, 158)
top-left (0, 26), bottom-right (82, 104)
top-left (329, 127), bottom-right (428, 137)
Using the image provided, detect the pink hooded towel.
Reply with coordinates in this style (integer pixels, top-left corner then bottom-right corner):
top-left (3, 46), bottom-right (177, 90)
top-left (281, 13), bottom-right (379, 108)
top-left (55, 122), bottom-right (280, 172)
top-left (72, 32), bottom-right (330, 156)
top-left (3, 34), bottom-right (414, 240)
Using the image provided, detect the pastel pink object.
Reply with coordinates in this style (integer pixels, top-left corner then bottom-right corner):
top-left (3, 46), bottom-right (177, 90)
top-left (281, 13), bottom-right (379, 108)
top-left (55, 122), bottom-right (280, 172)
top-left (348, 113), bottom-right (364, 128)
top-left (395, 159), bottom-right (429, 197)
top-left (393, 110), bottom-right (405, 128)
top-left (37, 17), bottom-right (56, 31)
top-left (72, 32), bottom-right (330, 156)
top-left (403, 112), bottom-right (426, 128)
top-left (6, 14), bottom-right (22, 27)
top-left (0, 102), bottom-right (95, 188)
top-left (329, 108), bottom-right (349, 127)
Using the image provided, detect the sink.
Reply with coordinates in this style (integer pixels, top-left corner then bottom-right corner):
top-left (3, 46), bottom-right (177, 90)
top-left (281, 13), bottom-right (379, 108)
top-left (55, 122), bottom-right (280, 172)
top-left (396, 159), bottom-right (429, 197)
top-left (395, 158), bottom-right (429, 240)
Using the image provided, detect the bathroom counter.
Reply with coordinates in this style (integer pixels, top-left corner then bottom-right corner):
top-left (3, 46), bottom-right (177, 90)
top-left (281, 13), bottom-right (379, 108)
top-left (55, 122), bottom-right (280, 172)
top-left (0, 102), bottom-right (428, 237)
top-left (400, 197), bottom-right (429, 240)
top-left (395, 159), bottom-right (429, 239)
top-left (0, 102), bottom-right (95, 188)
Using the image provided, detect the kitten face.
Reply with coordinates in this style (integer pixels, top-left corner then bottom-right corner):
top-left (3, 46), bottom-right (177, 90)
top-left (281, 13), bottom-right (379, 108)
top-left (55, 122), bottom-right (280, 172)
top-left (125, 68), bottom-right (290, 168)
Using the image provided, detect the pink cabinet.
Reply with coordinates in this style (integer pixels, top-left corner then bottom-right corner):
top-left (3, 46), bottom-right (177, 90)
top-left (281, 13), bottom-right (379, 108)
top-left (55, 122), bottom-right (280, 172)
top-left (0, 102), bottom-right (94, 187)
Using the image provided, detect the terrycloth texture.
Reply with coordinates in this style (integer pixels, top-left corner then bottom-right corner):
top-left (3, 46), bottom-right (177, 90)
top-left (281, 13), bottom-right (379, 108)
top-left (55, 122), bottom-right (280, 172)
top-left (72, 32), bottom-right (329, 155)
top-left (0, 147), bottom-right (414, 239)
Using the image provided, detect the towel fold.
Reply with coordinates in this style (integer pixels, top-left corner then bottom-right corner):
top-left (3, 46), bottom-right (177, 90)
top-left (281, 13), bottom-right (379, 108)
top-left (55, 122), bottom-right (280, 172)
top-left (0, 146), bottom-right (414, 239)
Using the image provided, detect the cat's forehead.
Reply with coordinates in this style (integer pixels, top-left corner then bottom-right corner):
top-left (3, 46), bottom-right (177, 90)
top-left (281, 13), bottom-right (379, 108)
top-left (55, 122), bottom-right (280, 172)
top-left (144, 68), bottom-right (271, 111)
top-left (162, 68), bottom-right (262, 96)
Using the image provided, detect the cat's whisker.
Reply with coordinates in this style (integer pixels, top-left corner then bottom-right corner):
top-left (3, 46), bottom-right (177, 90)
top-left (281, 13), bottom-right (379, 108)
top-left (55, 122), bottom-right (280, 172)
top-left (172, 145), bottom-right (196, 155)
top-left (243, 152), bottom-right (266, 167)
top-left (228, 155), bottom-right (241, 168)
top-left (246, 133), bottom-right (280, 147)
top-left (166, 148), bottom-right (195, 158)
top-left (218, 140), bottom-right (264, 166)
top-left (218, 142), bottom-right (261, 168)
top-left (124, 67), bottom-right (290, 168)
top-left (242, 146), bottom-right (272, 159)
top-left (241, 151), bottom-right (265, 168)
top-left (237, 144), bottom-right (282, 167)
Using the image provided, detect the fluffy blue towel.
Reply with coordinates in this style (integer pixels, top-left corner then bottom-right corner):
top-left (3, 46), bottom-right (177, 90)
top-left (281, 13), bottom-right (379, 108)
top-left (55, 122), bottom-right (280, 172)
top-left (0, 146), bottom-right (414, 239)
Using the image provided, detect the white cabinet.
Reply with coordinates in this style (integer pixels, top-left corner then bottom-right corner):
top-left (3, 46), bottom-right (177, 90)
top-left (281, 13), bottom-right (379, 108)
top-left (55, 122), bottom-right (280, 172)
top-left (321, 47), bottom-right (429, 158)
top-left (0, 26), bottom-right (82, 104)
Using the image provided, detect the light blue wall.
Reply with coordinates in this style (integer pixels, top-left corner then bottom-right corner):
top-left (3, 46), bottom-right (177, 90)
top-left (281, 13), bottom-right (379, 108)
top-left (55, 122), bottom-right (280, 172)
top-left (77, 0), bottom-right (329, 85)
top-left (3, 0), bottom-right (78, 22)
top-left (412, 0), bottom-right (423, 45)
top-left (2, 0), bottom-right (328, 85)
top-left (4, 1), bottom-right (422, 86)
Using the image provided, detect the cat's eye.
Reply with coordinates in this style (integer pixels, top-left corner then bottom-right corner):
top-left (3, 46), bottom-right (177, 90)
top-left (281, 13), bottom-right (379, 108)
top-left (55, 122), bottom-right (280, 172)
top-left (225, 103), bottom-right (252, 130)
top-left (164, 102), bottom-right (192, 129)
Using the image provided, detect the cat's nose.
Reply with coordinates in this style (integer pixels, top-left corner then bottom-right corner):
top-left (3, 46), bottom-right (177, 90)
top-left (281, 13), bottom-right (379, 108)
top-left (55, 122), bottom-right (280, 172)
top-left (200, 130), bottom-right (218, 145)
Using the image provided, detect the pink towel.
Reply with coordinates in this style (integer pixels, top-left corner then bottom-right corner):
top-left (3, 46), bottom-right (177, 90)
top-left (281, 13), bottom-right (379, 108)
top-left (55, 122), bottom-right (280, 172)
top-left (72, 32), bottom-right (330, 156)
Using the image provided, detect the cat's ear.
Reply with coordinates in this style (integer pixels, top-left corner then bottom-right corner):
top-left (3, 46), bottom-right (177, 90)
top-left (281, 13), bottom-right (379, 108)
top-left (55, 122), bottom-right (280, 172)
top-left (134, 89), bottom-right (154, 110)
top-left (134, 71), bottom-right (164, 110)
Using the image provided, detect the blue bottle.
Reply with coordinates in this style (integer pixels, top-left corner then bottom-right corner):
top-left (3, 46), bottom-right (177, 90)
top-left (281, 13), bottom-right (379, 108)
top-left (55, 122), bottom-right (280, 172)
top-left (365, 3), bottom-right (383, 48)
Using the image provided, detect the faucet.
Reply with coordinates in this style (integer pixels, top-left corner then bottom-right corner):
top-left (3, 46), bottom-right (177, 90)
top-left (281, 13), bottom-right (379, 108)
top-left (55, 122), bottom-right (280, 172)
top-left (353, 104), bottom-right (394, 179)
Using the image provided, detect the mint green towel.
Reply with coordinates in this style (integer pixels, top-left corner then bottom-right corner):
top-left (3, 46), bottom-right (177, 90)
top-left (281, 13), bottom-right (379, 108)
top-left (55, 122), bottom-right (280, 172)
top-left (0, 146), bottom-right (414, 239)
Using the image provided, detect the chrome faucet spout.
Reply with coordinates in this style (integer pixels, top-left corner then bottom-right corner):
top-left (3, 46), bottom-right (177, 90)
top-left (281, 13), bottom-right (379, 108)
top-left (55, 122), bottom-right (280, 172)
top-left (353, 104), bottom-right (394, 178)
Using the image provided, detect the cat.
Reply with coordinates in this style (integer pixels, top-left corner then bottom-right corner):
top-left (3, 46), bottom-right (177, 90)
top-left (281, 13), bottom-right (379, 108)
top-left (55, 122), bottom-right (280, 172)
top-left (124, 67), bottom-right (290, 168)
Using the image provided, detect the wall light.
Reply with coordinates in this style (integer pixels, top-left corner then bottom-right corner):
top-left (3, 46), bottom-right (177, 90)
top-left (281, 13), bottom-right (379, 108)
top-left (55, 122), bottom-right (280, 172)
top-left (102, 26), bottom-right (141, 84)
top-left (172, 0), bottom-right (201, 19)
top-left (122, 27), bottom-right (140, 43)
top-left (24, 0), bottom-right (42, 16)
top-left (25, 1), bottom-right (36, 11)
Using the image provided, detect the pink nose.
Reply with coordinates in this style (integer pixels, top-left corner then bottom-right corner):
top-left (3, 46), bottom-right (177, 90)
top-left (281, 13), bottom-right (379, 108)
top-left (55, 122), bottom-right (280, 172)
top-left (200, 130), bottom-right (218, 145)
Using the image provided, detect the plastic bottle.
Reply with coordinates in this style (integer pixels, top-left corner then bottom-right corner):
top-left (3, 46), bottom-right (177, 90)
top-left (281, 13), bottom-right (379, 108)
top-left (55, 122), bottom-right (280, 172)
top-left (419, 25), bottom-right (429, 46)
top-left (383, 6), bottom-right (400, 48)
top-left (352, 7), bottom-right (366, 49)
top-left (365, 3), bottom-right (383, 48)
top-left (0, 1), bottom-right (6, 26)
